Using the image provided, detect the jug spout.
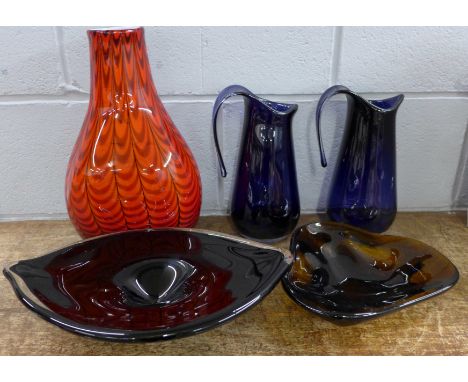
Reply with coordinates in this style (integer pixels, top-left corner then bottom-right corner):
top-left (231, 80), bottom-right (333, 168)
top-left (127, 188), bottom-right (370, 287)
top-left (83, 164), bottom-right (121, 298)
top-left (260, 99), bottom-right (298, 116)
top-left (368, 94), bottom-right (404, 112)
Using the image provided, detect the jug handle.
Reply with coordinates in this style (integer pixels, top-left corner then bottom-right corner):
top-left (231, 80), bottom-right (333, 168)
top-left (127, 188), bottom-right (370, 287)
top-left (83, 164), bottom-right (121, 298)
top-left (212, 85), bottom-right (257, 177)
top-left (316, 85), bottom-right (352, 167)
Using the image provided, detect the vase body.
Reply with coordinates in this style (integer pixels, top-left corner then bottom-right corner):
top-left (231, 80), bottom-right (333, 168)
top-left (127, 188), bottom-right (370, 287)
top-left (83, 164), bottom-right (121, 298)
top-left (213, 85), bottom-right (300, 242)
top-left (316, 85), bottom-right (404, 233)
top-left (65, 27), bottom-right (202, 238)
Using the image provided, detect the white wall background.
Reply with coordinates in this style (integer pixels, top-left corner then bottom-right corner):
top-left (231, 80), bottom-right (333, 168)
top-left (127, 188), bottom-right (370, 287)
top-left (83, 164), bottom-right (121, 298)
top-left (0, 26), bottom-right (467, 220)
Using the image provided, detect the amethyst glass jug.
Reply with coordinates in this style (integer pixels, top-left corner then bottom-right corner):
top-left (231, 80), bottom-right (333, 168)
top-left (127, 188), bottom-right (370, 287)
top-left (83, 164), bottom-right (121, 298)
top-left (213, 85), bottom-right (300, 242)
top-left (316, 85), bottom-right (404, 233)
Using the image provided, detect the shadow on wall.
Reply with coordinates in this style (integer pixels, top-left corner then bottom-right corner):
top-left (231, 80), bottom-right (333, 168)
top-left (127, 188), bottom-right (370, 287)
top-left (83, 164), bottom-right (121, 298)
top-left (452, 121), bottom-right (468, 209)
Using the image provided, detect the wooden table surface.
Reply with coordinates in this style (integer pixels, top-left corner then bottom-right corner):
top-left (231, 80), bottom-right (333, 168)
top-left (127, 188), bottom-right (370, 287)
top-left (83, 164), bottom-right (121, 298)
top-left (0, 212), bottom-right (466, 355)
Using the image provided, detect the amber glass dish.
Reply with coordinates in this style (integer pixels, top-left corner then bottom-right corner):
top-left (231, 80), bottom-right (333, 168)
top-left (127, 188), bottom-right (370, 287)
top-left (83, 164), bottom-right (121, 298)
top-left (4, 229), bottom-right (292, 341)
top-left (283, 222), bottom-right (459, 323)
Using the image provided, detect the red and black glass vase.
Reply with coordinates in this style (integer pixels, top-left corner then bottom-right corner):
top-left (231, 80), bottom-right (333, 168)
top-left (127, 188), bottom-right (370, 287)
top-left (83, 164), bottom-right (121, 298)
top-left (65, 27), bottom-right (202, 238)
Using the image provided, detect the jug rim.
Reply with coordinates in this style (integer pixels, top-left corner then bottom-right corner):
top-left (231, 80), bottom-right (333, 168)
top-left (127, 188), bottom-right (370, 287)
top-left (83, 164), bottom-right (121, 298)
top-left (253, 96), bottom-right (298, 116)
top-left (345, 90), bottom-right (404, 113)
top-left (367, 94), bottom-right (405, 112)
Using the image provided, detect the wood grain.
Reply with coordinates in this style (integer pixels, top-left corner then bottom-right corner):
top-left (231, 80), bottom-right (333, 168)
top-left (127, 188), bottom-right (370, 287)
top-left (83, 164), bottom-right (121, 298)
top-left (0, 212), bottom-right (466, 355)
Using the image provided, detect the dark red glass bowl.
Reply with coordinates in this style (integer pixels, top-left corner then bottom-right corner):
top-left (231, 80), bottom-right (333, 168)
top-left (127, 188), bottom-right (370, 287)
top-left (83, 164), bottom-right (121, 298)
top-left (4, 229), bottom-right (292, 342)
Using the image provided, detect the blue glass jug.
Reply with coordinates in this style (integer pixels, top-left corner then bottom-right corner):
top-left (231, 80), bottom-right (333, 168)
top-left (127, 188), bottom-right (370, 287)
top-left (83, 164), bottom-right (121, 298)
top-left (316, 85), bottom-right (404, 232)
top-left (213, 85), bottom-right (300, 242)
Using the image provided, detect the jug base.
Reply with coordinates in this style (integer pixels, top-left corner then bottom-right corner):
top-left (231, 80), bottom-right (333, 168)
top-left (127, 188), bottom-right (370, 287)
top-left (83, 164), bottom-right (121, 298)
top-left (326, 207), bottom-right (396, 233)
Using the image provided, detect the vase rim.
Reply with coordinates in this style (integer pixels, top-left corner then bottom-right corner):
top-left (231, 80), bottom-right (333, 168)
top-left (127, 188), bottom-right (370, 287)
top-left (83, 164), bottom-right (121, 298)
top-left (88, 26), bottom-right (142, 34)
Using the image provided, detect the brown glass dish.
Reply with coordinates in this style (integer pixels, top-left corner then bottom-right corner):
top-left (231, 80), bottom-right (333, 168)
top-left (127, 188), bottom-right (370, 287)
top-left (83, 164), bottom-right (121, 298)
top-left (4, 229), bottom-right (292, 342)
top-left (283, 222), bottom-right (459, 324)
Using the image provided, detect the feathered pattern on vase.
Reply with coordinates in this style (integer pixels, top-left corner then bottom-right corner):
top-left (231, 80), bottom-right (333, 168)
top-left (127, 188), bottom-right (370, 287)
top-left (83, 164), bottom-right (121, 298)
top-left (65, 28), bottom-right (202, 238)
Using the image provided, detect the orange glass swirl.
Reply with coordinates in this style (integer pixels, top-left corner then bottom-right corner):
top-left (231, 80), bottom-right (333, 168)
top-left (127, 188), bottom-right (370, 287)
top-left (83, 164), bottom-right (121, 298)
top-left (65, 27), bottom-right (202, 238)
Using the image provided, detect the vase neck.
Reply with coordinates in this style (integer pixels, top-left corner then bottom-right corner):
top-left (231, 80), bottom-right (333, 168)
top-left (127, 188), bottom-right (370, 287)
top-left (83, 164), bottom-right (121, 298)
top-left (87, 27), bottom-right (159, 109)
